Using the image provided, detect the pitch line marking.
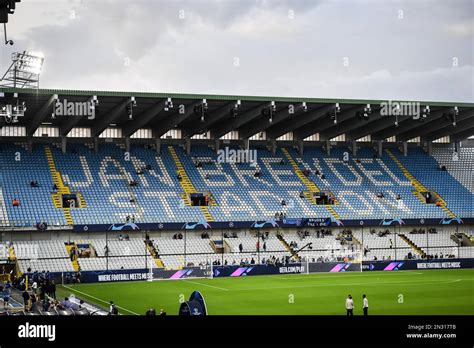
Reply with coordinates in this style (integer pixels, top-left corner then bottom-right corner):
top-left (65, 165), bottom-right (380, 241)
top-left (63, 285), bottom-right (140, 315)
top-left (228, 278), bottom-right (473, 292)
top-left (182, 279), bottom-right (229, 291)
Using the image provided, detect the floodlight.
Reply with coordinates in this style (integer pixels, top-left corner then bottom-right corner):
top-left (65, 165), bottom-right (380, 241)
top-left (271, 101), bottom-right (276, 112)
top-left (164, 97), bottom-right (173, 111)
top-left (1, 51), bottom-right (45, 88)
top-left (127, 97), bottom-right (136, 120)
top-left (302, 102), bottom-right (308, 112)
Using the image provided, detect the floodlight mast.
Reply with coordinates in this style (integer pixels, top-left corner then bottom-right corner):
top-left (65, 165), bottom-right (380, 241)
top-left (0, 51), bottom-right (44, 88)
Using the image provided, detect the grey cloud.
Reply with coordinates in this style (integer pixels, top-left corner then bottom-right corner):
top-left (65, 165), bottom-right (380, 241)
top-left (0, 0), bottom-right (472, 101)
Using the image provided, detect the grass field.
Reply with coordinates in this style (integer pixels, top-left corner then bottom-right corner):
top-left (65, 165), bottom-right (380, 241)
top-left (57, 269), bottom-right (474, 315)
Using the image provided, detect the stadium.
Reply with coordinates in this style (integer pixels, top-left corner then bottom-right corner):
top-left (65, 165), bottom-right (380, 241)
top-left (0, 1), bottom-right (472, 342)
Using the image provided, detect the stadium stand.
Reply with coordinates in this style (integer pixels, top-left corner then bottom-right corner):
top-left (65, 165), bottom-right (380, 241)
top-left (6, 229), bottom-right (472, 274)
top-left (431, 147), bottom-right (474, 192)
top-left (0, 143), bottom-right (472, 227)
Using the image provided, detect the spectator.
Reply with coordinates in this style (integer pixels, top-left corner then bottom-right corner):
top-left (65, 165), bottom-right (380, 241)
top-left (145, 308), bottom-right (156, 316)
top-left (2, 285), bottom-right (10, 309)
top-left (345, 295), bottom-right (354, 316)
top-left (42, 297), bottom-right (51, 311)
top-left (22, 289), bottom-right (30, 309)
top-left (362, 294), bottom-right (369, 316)
top-left (30, 294), bottom-right (38, 312)
top-left (109, 301), bottom-right (118, 315)
top-left (160, 308), bottom-right (167, 316)
top-left (31, 281), bottom-right (38, 294)
top-left (50, 280), bottom-right (56, 299)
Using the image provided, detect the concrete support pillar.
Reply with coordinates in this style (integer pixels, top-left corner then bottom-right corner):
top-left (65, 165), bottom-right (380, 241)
top-left (125, 137), bottom-right (130, 153)
top-left (61, 136), bottom-right (67, 154)
top-left (155, 138), bottom-right (161, 155)
top-left (403, 141), bottom-right (408, 157)
top-left (325, 139), bottom-right (331, 156)
top-left (352, 140), bottom-right (357, 157)
top-left (427, 141), bottom-right (432, 156)
top-left (270, 139), bottom-right (276, 155)
top-left (93, 137), bottom-right (99, 153)
top-left (185, 138), bottom-right (191, 155)
top-left (377, 140), bottom-right (383, 158)
top-left (214, 138), bottom-right (220, 153)
top-left (243, 138), bottom-right (250, 151)
top-left (298, 140), bottom-right (304, 156)
top-left (27, 137), bottom-right (33, 153)
top-left (454, 141), bottom-right (460, 153)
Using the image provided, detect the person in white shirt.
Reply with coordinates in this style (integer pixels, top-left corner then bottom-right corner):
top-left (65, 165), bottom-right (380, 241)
top-left (363, 294), bottom-right (369, 316)
top-left (31, 281), bottom-right (38, 294)
top-left (345, 295), bottom-right (354, 316)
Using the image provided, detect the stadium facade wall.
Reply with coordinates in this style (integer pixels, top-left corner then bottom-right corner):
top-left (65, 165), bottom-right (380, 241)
top-left (35, 259), bottom-right (474, 284)
top-left (71, 217), bottom-right (474, 233)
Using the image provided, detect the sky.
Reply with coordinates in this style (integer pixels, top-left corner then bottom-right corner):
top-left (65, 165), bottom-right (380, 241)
top-left (1, 0), bottom-right (473, 102)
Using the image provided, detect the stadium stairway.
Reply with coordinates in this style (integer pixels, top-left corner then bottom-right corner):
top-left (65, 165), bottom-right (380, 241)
top-left (349, 234), bottom-right (362, 248)
top-left (8, 244), bottom-right (16, 261)
top-left (385, 149), bottom-right (456, 218)
top-left (168, 146), bottom-right (215, 222)
top-left (45, 146), bottom-right (87, 225)
top-left (281, 148), bottom-right (341, 220)
top-left (398, 234), bottom-right (426, 258)
top-left (64, 243), bottom-right (80, 271)
top-left (456, 232), bottom-right (474, 246)
top-left (145, 242), bottom-right (165, 268)
top-left (277, 233), bottom-right (301, 261)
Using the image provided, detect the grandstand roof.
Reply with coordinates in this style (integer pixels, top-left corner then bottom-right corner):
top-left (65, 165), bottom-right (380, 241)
top-left (1, 87), bottom-right (474, 142)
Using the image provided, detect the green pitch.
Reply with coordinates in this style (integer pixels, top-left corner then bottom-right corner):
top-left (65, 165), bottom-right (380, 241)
top-left (58, 269), bottom-right (474, 315)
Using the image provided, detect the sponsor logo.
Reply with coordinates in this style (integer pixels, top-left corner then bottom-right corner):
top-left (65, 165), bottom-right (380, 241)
top-left (108, 222), bottom-right (140, 231)
top-left (182, 221), bottom-right (212, 230)
top-left (98, 272), bottom-right (150, 282)
top-left (417, 262), bottom-right (461, 269)
top-left (279, 266), bottom-right (305, 274)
